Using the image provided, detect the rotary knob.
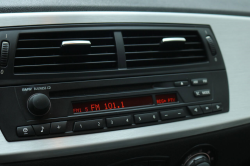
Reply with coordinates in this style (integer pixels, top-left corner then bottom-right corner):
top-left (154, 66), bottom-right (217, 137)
top-left (184, 154), bottom-right (210, 166)
top-left (27, 93), bottom-right (51, 116)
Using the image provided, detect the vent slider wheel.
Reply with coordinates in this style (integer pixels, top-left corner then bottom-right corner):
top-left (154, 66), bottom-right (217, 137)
top-left (0, 41), bottom-right (10, 67)
top-left (205, 36), bottom-right (217, 56)
top-left (160, 37), bottom-right (186, 50)
top-left (61, 40), bottom-right (91, 54)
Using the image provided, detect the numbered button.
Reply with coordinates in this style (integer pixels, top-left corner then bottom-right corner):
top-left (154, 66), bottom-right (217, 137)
top-left (134, 112), bottom-right (159, 124)
top-left (106, 115), bottom-right (132, 128)
top-left (73, 119), bottom-right (104, 132)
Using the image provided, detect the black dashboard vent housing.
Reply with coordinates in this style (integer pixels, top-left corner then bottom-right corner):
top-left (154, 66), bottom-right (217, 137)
top-left (122, 30), bottom-right (208, 68)
top-left (14, 31), bottom-right (117, 74)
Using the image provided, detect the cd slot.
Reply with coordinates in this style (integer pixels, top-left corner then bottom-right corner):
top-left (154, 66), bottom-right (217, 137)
top-left (50, 83), bottom-right (153, 98)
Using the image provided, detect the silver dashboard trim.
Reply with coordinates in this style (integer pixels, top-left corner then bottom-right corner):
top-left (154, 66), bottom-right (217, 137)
top-left (161, 37), bottom-right (186, 43)
top-left (61, 40), bottom-right (91, 46)
top-left (0, 11), bottom-right (250, 163)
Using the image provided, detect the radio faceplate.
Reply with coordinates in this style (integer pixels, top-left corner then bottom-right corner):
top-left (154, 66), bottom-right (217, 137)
top-left (0, 70), bottom-right (229, 141)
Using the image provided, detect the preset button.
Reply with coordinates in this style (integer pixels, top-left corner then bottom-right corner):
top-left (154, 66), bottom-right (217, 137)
top-left (106, 115), bottom-right (132, 128)
top-left (74, 119), bottom-right (104, 132)
top-left (134, 112), bottom-right (159, 124)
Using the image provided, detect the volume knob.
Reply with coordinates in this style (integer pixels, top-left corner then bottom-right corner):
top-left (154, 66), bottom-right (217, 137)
top-left (184, 154), bottom-right (210, 166)
top-left (27, 93), bottom-right (51, 116)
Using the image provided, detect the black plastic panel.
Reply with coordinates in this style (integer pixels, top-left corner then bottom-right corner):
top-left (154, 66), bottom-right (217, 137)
top-left (0, 24), bottom-right (228, 142)
top-left (0, 24), bottom-right (224, 86)
top-left (0, 70), bottom-right (229, 141)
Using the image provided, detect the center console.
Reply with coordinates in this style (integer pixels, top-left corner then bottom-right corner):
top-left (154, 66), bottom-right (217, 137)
top-left (0, 24), bottom-right (229, 142)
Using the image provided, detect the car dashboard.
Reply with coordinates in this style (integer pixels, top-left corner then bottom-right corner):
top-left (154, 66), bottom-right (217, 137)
top-left (0, 1), bottom-right (250, 166)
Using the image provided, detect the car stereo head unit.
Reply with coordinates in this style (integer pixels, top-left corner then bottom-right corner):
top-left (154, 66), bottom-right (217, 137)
top-left (2, 70), bottom-right (227, 142)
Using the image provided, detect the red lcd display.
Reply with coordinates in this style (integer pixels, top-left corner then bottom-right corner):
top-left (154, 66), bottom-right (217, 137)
top-left (73, 96), bottom-right (153, 113)
top-left (155, 94), bottom-right (178, 104)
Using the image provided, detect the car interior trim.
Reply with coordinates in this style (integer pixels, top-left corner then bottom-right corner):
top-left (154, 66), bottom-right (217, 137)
top-left (0, 11), bottom-right (249, 163)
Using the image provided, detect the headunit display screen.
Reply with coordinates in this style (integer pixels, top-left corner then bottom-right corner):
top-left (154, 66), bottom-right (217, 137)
top-left (72, 93), bottom-right (177, 113)
top-left (155, 94), bottom-right (177, 104)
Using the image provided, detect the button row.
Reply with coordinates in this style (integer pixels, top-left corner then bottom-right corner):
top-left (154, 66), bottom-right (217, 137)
top-left (188, 103), bottom-right (222, 115)
top-left (174, 78), bottom-right (208, 87)
top-left (17, 121), bottom-right (67, 137)
top-left (73, 110), bottom-right (186, 132)
top-left (17, 103), bottom-right (222, 137)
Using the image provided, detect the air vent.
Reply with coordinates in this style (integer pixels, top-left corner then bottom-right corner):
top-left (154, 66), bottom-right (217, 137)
top-left (122, 30), bottom-right (208, 68)
top-left (14, 31), bottom-right (117, 74)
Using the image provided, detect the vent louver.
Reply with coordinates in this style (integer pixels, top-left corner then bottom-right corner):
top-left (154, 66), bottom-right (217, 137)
top-left (122, 30), bottom-right (208, 68)
top-left (14, 31), bottom-right (117, 74)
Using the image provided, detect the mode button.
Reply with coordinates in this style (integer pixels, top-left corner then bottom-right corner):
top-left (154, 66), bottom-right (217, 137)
top-left (194, 89), bottom-right (211, 97)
